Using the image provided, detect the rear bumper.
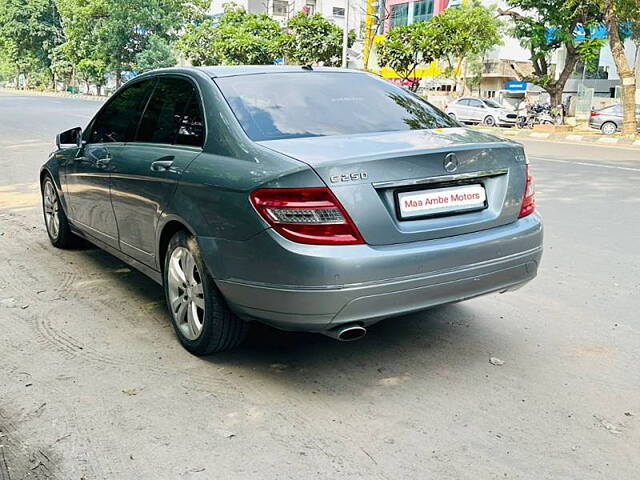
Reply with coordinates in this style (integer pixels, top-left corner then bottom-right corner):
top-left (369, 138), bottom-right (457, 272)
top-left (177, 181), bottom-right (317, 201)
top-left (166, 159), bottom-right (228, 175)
top-left (200, 214), bottom-right (543, 332)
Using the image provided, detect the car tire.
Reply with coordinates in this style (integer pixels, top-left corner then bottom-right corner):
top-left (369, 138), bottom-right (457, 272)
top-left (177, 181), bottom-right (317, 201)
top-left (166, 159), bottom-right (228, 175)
top-left (483, 116), bottom-right (496, 127)
top-left (41, 175), bottom-right (77, 248)
top-left (163, 230), bottom-right (248, 355)
top-left (600, 122), bottom-right (617, 135)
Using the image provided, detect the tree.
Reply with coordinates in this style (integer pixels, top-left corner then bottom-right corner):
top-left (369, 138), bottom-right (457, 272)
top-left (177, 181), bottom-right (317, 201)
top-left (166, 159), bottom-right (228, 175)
top-left (0, 0), bottom-right (62, 88)
top-left (499, 0), bottom-right (603, 106)
top-left (56, 0), bottom-right (207, 88)
top-left (429, 1), bottom-right (502, 94)
top-left (176, 4), bottom-right (283, 65)
top-left (376, 23), bottom-right (429, 90)
top-left (135, 35), bottom-right (177, 73)
top-left (595, 0), bottom-right (638, 134)
top-left (280, 12), bottom-right (355, 66)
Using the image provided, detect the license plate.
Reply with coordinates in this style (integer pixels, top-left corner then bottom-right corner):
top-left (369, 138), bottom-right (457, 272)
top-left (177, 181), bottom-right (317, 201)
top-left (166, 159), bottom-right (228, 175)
top-left (397, 184), bottom-right (487, 219)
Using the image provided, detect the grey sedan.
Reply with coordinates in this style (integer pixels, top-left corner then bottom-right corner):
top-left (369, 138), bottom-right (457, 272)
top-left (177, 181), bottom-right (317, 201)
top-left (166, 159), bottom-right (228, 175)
top-left (589, 104), bottom-right (640, 134)
top-left (41, 66), bottom-right (542, 354)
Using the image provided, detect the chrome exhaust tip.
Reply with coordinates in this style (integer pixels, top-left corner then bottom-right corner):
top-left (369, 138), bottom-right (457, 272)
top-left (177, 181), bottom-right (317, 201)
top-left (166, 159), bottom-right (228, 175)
top-left (323, 323), bottom-right (367, 342)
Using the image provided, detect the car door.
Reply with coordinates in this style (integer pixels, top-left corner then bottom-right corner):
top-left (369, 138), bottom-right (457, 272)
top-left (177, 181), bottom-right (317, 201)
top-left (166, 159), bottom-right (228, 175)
top-left (467, 99), bottom-right (485, 123)
top-left (455, 99), bottom-right (470, 122)
top-left (64, 79), bottom-right (154, 248)
top-left (109, 76), bottom-right (205, 267)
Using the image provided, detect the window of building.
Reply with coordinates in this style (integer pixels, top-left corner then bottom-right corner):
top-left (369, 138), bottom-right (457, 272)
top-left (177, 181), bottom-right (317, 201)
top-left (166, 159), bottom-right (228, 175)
top-left (273, 0), bottom-right (289, 17)
top-left (413, 0), bottom-right (434, 23)
top-left (305, 0), bottom-right (316, 14)
top-left (390, 3), bottom-right (409, 28)
top-left (332, 7), bottom-right (345, 17)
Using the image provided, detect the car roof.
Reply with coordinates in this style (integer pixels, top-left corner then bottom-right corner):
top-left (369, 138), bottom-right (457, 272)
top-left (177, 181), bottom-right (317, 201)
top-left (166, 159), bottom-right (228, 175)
top-left (194, 65), bottom-right (363, 78)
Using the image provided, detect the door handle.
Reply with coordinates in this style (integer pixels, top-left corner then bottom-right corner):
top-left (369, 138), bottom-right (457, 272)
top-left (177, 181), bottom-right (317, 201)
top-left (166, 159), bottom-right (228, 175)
top-left (95, 154), bottom-right (112, 168)
top-left (151, 158), bottom-right (176, 172)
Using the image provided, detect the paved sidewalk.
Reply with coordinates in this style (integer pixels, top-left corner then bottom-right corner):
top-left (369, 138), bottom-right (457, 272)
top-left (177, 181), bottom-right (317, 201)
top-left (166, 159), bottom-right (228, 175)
top-left (474, 125), bottom-right (640, 148)
top-left (0, 87), bottom-right (106, 102)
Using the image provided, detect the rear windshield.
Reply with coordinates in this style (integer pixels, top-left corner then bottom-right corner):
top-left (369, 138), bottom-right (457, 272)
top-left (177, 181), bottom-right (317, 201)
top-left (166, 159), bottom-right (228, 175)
top-left (214, 72), bottom-right (458, 141)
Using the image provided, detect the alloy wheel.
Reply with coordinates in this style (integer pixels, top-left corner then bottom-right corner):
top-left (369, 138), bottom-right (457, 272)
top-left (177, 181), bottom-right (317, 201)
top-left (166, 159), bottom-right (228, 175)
top-left (167, 247), bottom-right (205, 340)
top-left (43, 180), bottom-right (60, 240)
top-left (601, 122), bottom-right (617, 135)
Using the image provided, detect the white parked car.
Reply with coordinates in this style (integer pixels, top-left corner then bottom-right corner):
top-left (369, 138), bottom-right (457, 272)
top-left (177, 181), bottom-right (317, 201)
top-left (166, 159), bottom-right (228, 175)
top-left (446, 97), bottom-right (518, 127)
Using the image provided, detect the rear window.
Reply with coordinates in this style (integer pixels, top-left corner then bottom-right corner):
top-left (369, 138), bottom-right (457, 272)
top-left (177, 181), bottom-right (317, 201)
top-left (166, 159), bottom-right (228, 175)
top-left (215, 72), bottom-right (457, 141)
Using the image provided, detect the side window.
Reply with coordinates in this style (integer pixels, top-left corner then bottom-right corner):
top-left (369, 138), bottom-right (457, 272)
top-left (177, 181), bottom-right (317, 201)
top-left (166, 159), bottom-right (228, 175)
top-left (176, 95), bottom-right (205, 147)
top-left (469, 99), bottom-right (483, 108)
top-left (89, 80), bottom-right (152, 143)
top-left (136, 77), bottom-right (204, 146)
top-left (458, 99), bottom-right (470, 106)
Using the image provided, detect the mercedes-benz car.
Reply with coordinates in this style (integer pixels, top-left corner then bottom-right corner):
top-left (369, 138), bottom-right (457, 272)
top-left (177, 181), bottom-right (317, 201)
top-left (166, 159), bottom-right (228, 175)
top-left (446, 97), bottom-right (518, 127)
top-left (41, 66), bottom-right (542, 355)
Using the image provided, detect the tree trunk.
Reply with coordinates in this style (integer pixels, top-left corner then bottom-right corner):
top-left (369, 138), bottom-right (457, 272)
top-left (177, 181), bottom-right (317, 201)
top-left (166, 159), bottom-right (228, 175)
top-left (603, 0), bottom-right (637, 135)
top-left (546, 87), bottom-right (563, 109)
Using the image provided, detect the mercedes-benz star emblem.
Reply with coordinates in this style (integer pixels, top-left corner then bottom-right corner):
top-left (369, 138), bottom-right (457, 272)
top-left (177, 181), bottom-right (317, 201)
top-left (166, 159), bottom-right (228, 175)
top-left (444, 153), bottom-right (459, 172)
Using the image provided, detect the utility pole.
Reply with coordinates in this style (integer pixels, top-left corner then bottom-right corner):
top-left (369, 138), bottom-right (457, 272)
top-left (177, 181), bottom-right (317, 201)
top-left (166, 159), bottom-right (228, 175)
top-left (341, 0), bottom-right (350, 68)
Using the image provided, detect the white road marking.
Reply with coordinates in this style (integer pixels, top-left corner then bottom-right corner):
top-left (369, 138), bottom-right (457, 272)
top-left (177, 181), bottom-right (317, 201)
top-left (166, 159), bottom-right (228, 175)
top-left (530, 156), bottom-right (640, 173)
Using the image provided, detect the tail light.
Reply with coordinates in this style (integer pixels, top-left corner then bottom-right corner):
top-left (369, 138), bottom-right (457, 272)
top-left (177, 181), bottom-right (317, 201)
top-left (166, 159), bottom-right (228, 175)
top-left (250, 187), bottom-right (365, 245)
top-left (519, 164), bottom-right (535, 218)
top-left (590, 110), bottom-right (600, 118)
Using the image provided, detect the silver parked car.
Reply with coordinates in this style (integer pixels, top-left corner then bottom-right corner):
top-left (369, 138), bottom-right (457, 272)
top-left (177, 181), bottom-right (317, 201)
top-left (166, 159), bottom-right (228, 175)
top-left (42, 66), bottom-right (542, 353)
top-left (589, 104), bottom-right (640, 134)
top-left (446, 97), bottom-right (518, 127)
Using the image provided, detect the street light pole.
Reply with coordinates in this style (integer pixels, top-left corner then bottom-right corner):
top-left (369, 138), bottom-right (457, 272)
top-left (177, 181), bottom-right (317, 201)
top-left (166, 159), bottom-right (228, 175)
top-left (341, 0), bottom-right (350, 68)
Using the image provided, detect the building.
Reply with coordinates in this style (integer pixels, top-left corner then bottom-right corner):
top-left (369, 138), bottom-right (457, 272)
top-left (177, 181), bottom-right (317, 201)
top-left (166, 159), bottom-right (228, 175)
top-left (209, 0), bottom-right (363, 30)
top-left (382, 0), bottom-right (448, 32)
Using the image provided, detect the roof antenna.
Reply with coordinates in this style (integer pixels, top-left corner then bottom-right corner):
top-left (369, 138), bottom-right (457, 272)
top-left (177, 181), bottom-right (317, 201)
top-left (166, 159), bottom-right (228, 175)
top-left (301, 64), bottom-right (313, 71)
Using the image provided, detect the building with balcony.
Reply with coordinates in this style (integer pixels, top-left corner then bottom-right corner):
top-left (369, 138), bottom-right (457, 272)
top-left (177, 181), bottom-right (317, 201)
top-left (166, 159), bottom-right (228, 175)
top-left (209, 0), bottom-right (363, 30)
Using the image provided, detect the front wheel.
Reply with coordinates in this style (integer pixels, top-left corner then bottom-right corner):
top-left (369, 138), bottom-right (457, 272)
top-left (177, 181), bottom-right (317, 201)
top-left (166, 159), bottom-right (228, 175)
top-left (164, 230), bottom-right (248, 355)
top-left (42, 176), bottom-right (77, 248)
top-left (483, 116), bottom-right (496, 127)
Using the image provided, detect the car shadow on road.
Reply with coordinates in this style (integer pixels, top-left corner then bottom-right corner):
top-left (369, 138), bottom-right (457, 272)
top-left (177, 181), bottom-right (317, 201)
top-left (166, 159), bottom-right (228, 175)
top-left (77, 243), bottom-right (498, 394)
top-left (202, 303), bottom-right (496, 395)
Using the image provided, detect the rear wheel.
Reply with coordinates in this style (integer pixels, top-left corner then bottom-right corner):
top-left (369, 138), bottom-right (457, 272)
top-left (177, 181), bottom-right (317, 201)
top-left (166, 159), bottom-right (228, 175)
top-left (600, 121), bottom-right (617, 135)
top-left (164, 230), bottom-right (248, 355)
top-left (448, 112), bottom-right (457, 121)
top-left (42, 176), bottom-right (76, 248)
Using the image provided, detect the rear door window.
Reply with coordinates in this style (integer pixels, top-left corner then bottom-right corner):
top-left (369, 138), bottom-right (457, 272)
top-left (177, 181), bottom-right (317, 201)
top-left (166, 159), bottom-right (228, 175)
top-left (136, 77), bottom-right (204, 146)
top-left (89, 80), bottom-right (153, 143)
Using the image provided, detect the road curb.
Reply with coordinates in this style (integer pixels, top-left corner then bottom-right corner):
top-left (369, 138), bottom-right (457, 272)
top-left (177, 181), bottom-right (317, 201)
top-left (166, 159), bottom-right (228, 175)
top-left (474, 126), bottom-right (640, 148)
top-left (0, 87), bottom-right (107, 102)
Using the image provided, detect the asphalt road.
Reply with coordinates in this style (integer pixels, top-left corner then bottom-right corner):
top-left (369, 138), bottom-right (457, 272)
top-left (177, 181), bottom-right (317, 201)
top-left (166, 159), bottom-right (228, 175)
top-left (1, 92), bottom-right (638, 480)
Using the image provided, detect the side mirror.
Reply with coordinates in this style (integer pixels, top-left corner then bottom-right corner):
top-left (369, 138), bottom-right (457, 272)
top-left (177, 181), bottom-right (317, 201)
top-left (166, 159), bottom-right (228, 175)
top-left (56, 127), bottom-right (83, 149)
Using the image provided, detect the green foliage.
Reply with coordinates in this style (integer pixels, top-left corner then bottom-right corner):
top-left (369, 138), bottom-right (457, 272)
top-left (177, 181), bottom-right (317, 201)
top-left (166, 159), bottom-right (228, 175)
top-left (55, 0), bottom-right (208, 86)
top-left (376, 23), bottom-right (429, 88)
top-left (135, 35), bottom-right (177, 73)
top-left (176, 4), bottom-right (283, 66)
top-left (501, 0), bottom-right (602, 101)
top-left (280, 12), bottom-right (355, 66)
top-left (0, 0), bottom-right (62, 86)
top-left (376, 2), bottom-right (500, 90)
top-left (429, 2), bottom-right (502, 72)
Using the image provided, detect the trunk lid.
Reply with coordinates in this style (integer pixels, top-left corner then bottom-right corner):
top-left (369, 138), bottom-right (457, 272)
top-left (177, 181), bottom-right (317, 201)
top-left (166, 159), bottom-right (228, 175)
top-left (258, 128), bottom-right (528, 246)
